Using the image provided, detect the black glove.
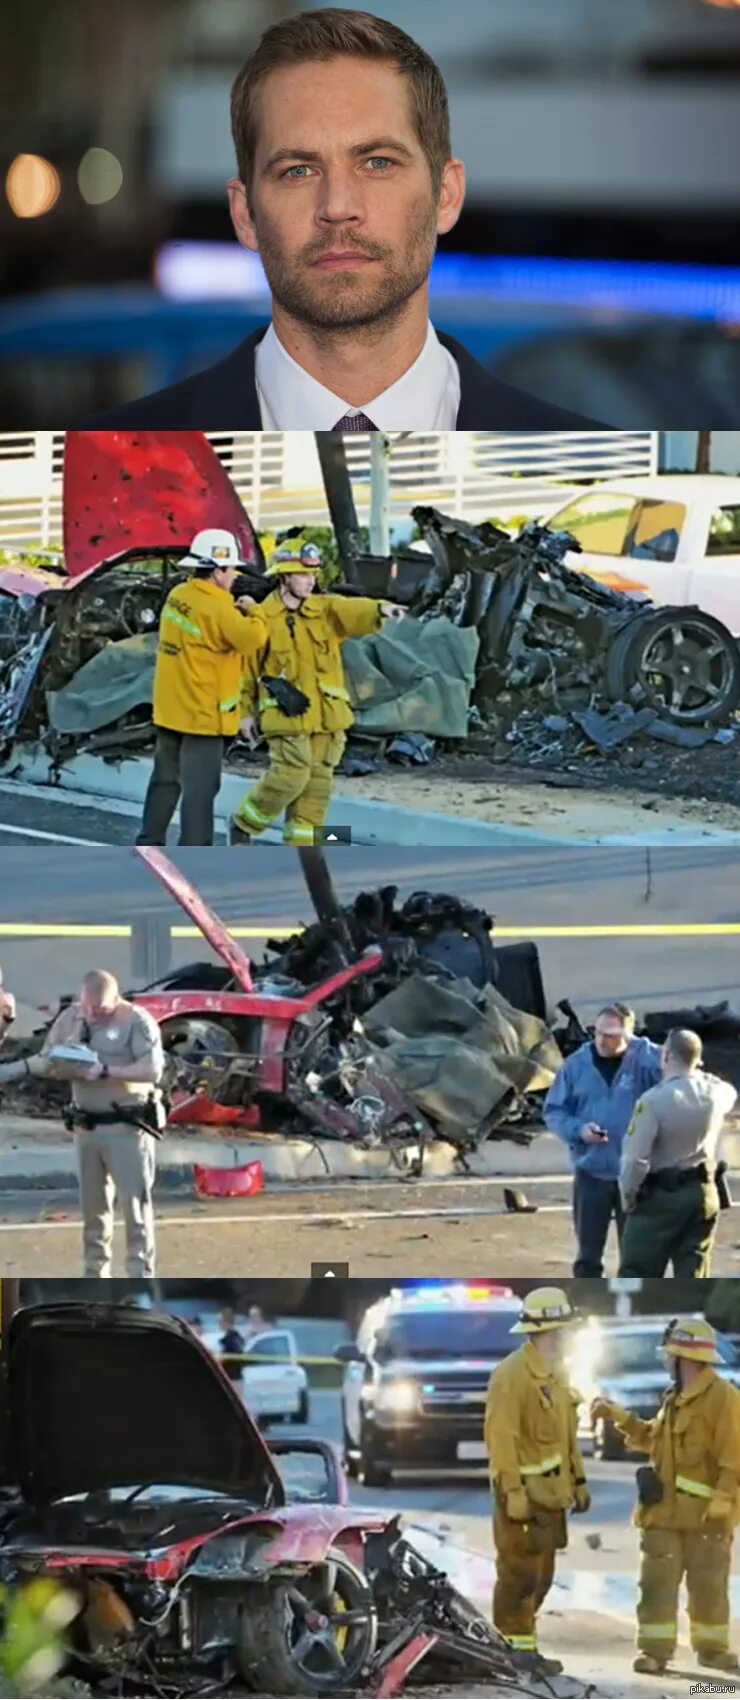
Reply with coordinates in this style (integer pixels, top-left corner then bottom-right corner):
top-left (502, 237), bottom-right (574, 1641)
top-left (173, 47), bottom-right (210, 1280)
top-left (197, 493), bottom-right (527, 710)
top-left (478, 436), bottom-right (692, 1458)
top-left (260, 675), bottom-right (311, 717)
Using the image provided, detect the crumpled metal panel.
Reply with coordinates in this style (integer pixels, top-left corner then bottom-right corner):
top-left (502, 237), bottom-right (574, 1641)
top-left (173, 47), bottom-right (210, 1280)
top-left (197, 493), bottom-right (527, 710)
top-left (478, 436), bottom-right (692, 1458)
top-left (63, 430), bottom-right (260, 579)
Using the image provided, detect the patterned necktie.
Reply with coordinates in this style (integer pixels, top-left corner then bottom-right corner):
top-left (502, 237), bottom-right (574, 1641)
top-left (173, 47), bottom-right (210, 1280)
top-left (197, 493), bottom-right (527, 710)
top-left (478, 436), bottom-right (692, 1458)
top-left (332, 411), bottom-right (378, 432)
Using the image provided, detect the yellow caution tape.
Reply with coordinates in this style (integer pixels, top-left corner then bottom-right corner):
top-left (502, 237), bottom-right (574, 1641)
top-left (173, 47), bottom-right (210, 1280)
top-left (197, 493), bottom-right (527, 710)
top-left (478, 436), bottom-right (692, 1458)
top-left (0, 922), bottom-right (738, 940)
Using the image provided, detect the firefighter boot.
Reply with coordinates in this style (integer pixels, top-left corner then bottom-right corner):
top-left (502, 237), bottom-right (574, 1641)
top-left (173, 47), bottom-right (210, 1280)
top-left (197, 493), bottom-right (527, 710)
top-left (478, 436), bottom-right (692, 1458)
top-left (634, 1655), bottom-right (668, 1675)
top-left (522, 1654), bottom-right (564, 1677)
top-left (229, 817), bottom-right (252, 845)
top-left (698, 1651), bottom-right (740, 1674)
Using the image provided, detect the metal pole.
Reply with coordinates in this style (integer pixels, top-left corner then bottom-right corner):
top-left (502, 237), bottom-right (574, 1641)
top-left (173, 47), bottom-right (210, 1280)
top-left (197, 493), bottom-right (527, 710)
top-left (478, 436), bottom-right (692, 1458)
top-left (131, 914), bottom-right (172, 983)
top-left (297, 849), bottom-right (355, 956)
top-left (369, 433), bottom-right (391, 557)
top-left (315, 433), bottom-right (363, 582)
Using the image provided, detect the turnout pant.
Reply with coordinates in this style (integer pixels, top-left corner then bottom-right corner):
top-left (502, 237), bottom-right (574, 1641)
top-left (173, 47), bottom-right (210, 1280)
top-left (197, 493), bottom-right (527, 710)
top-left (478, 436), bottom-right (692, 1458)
top-left (637, 1526), bottom-right (733, 1662)
top-left (619, 1177), bottom-right (719, 1276)
top-left (572, 1170), bottom-right (624, 1277)
top-left (76, 1126), bottom-right (156, 1277)
top-left (233, 731), bottom-right (346, 844)
top-left (137, 728), bottom-right (224, 846)
top-left (492, 1500), bottom-right (566, 1654)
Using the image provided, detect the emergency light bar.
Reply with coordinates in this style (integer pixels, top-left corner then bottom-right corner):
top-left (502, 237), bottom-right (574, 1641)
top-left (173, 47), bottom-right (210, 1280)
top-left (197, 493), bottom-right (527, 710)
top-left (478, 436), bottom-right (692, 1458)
top-left (395, 1283), bottom-right (516, 1305)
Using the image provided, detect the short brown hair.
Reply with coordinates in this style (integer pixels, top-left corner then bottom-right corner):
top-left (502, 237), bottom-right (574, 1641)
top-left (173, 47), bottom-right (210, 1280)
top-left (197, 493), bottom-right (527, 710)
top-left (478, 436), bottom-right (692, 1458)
top-left (596, 1004), bottom-right (635, 1031)
top-left (82, 970), bottom-right (119, 999)
top-left (665, 1027), bottom-right (703, 1068)
top-left (231, 8), bottom-right (451, 198)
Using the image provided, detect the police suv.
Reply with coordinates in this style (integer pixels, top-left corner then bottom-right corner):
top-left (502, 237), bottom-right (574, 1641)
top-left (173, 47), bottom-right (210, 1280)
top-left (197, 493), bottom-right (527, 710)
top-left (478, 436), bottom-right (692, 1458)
top-left (336, 1283), bottom-right (521, 1487)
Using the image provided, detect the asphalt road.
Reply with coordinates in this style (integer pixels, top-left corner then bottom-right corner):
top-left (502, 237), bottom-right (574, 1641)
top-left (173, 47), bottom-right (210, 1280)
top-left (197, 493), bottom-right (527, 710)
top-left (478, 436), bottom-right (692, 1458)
top-left (0, 843), bottom-right (738, 1016)
top-left (2, 1179), bottom-right (739, 1276)
top-left (210, 1312), bottom-right (740, 1697)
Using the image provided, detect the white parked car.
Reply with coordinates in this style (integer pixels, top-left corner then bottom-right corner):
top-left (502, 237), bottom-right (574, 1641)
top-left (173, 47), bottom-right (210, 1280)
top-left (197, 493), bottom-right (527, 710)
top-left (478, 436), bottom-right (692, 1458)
top-left (543, 475), bottom-right (740, 636)
top-left (202, 1325), bottom-right (310, 1427)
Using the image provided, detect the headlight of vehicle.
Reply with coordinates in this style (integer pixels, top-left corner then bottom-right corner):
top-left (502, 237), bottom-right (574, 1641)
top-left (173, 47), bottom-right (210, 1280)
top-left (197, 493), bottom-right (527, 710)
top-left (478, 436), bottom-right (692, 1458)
top-left (375, 1378), bottom-right (420, 1414)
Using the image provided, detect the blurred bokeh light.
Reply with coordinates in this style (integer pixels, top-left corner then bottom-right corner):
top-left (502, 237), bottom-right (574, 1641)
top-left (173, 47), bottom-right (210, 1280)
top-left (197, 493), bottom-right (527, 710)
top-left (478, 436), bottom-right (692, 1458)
top-left (77, 148), bottom-right (124, 207)
top-left (5, 154), bottom-right (61, 218)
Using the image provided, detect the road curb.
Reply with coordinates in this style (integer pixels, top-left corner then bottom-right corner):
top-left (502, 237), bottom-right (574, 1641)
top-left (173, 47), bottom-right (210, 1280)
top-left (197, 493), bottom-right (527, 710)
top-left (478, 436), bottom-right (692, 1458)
top-left (11, 748), bottom-right (739, 847)
top-left (0, 1121), bottom-right (571, 1192)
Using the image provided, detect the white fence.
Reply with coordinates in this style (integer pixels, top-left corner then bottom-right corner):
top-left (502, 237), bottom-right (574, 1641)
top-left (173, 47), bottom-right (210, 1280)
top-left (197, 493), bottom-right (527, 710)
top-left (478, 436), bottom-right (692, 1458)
top-left (0, 430), bottom-right (658, 553)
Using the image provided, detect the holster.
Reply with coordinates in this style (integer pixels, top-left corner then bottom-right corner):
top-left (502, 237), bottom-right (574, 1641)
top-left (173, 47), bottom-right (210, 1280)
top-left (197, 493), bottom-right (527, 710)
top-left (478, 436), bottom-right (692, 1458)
top-left (715, 1160), bottom-right (733, 1210)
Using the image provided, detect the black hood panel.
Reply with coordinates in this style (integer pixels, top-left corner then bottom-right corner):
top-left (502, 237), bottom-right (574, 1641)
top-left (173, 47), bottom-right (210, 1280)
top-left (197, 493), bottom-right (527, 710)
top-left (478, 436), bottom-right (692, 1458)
top-left (7, 1305), bottom-right (284, 1509)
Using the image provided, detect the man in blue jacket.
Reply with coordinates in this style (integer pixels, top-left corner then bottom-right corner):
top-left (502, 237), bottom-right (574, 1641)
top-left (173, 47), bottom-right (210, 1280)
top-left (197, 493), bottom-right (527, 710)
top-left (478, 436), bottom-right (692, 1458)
top-left (545, 1005), bottom-right (662, 1277)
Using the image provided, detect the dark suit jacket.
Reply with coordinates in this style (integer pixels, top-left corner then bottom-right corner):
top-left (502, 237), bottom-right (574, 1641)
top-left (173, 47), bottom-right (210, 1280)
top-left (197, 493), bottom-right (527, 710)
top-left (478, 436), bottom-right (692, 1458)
top-left (80, 325), bottom-right (601, 430)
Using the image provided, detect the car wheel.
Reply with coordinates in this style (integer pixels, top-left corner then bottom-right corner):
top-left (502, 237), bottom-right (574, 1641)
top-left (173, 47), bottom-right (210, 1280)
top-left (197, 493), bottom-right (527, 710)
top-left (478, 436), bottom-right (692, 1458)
top-left (237, 1546), bottom-right (377, 1697)
top-left (341, 1408), bottom-right (360, 1477)
top-left (594, 1417), bottom-right (625, 1462)
top-left (291, 1389), bottom-right (310, 1425)
top-left (358, 1420), bottom-right (393, 1487)
top-left (607, 606), bottom-right (740, 725)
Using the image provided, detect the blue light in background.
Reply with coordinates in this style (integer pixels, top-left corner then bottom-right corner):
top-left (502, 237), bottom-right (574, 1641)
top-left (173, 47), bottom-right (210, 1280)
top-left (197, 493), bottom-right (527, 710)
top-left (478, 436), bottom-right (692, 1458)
top-left (429, 254), bottom-right (740, 322)
top-left (155, 240), bottom-right (740, 323)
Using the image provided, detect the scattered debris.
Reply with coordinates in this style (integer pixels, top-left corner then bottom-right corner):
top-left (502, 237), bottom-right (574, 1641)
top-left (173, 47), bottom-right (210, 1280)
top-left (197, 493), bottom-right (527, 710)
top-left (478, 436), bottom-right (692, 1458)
top-left (4, 854), bottom-right (740, 1156)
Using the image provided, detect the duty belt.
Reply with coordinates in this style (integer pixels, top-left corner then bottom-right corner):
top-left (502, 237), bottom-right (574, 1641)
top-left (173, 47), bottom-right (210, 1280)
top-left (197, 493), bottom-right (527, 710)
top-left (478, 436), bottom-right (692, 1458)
top-left (64, 1102), bottom-right (164, 1139)
top-left (645, 1162), bottom-right (709, 1192)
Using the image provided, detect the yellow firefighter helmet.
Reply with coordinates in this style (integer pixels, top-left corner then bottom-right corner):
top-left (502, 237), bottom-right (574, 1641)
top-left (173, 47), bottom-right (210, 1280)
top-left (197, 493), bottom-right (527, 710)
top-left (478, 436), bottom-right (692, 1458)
top-left (510, 1286), bottom-right (577, 1334)
top-left (663, 1318), bottom-right (722, 1365)
top-left (265, 539), bottom-right (323, 577)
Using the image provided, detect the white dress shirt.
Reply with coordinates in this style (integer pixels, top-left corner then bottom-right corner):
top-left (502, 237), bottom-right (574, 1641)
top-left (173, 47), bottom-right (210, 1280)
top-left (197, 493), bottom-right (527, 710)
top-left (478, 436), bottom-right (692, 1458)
top-left (255, 320), bottom-right (460, 430)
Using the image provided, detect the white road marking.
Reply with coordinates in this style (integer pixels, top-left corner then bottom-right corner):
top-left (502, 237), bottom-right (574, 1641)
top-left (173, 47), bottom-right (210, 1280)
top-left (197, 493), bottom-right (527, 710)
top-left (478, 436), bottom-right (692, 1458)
top-left (0, 1201), bottom-right (575, 1232)
top-left (0, 778), bottom-right (142, 819)
top-left (0, 821), bottom-right (106, 846)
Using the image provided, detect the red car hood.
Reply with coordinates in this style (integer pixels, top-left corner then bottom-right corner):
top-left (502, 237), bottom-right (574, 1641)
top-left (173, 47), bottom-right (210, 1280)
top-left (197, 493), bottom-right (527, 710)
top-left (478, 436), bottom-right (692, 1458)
top-left (0, 431), bottom-right (260, 598)
top-left (136, 847), bottom-right (254, 992)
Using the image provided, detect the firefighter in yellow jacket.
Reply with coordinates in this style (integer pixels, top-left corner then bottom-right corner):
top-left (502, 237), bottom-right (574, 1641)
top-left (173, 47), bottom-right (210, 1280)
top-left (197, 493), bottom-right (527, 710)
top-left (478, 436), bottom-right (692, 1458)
top-left (592, 1318), bottom-right (740, 1678)
top-left (484, 1287), bottom-right (590, 1675)
top-left (138, 529), bottom-right (266, 847)
top-left (230, 539), bottom-right (405, 846)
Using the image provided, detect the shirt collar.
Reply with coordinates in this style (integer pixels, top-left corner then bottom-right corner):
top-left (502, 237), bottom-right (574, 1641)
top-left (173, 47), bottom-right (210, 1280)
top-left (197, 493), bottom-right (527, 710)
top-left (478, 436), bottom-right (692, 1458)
top-left (676, 1366), bottom-right (715, 1405)
top-left (255, 320), bottom-right (460, 430)
top-left (523, 1340), bottom-right (557, 1382)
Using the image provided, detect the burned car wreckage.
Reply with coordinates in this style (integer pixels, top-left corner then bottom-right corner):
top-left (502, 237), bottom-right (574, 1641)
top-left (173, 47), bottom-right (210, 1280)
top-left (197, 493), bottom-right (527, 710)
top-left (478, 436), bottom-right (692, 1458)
top-left (6, 846), bottom-right (740, 1161)
top-left (0, 1302), bottom-right (561, 1698)
top-left (0, 432), bottom-right (738, 772)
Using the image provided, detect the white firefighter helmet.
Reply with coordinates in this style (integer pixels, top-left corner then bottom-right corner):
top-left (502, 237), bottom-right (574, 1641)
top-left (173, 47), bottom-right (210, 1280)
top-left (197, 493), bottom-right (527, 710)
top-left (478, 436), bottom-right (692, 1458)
top-left (510, 1286), bottom-right (577, 1334)
top-left (179, 529), bottom-right (248, 571)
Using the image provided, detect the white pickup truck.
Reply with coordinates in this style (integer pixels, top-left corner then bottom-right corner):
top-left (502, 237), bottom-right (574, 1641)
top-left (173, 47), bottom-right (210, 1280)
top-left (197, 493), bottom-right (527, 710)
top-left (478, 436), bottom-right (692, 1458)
top-left (542, 474), bottom-right (740, 636)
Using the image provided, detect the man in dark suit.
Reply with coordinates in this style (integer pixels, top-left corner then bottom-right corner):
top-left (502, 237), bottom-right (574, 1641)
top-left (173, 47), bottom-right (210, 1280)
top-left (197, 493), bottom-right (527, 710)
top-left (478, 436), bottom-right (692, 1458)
top-left (84, 9), bottom-right (598, 432)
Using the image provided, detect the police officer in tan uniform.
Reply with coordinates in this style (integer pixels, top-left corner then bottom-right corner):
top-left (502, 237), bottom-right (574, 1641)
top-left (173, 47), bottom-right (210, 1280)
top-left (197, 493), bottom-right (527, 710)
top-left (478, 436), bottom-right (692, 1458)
top-left (619, 1028), bottom-right (736, 1277)
top-left (0, 969), bottom-right (165, 1276)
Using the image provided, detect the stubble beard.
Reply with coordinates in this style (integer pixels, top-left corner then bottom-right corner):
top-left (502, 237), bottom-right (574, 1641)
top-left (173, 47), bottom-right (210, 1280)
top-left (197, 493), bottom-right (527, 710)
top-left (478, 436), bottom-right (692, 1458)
top-left (254, 199), bottom-right (439, 335)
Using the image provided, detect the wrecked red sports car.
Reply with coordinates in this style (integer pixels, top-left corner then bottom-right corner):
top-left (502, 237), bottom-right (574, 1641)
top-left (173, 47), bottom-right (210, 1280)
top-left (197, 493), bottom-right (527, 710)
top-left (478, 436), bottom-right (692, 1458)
top-left (0, 1302), bottom-right (545, 1698)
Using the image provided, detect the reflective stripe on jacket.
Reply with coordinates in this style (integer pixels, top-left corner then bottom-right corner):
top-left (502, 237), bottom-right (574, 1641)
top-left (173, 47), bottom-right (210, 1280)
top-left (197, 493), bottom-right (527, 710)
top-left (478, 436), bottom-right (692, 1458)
top-left (484, 1340), bottom-right (586, 1512)
top-left (153, 577), bottom-right (266, 737)
top-left (613, 1367), bottom-right (740, 1531)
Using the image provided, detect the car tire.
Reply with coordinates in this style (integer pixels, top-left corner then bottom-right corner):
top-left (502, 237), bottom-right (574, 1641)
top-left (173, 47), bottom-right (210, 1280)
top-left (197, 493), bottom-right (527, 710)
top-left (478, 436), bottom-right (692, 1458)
top-left (594, 1417), bottom-right (625, 1462)
top-left (358, 1419), bottom-right (393, 1488)
top-left (341, 1407), bottom-right (360, 1477)
top-left (361, 1459), bottom-right (393, 1488)
top-left (291, 1389), bottom-right (310, 1425)
top-left (606, 605), bottom-right (740, 725)
top-left (237, 1547), bottom-right (377, 1697)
